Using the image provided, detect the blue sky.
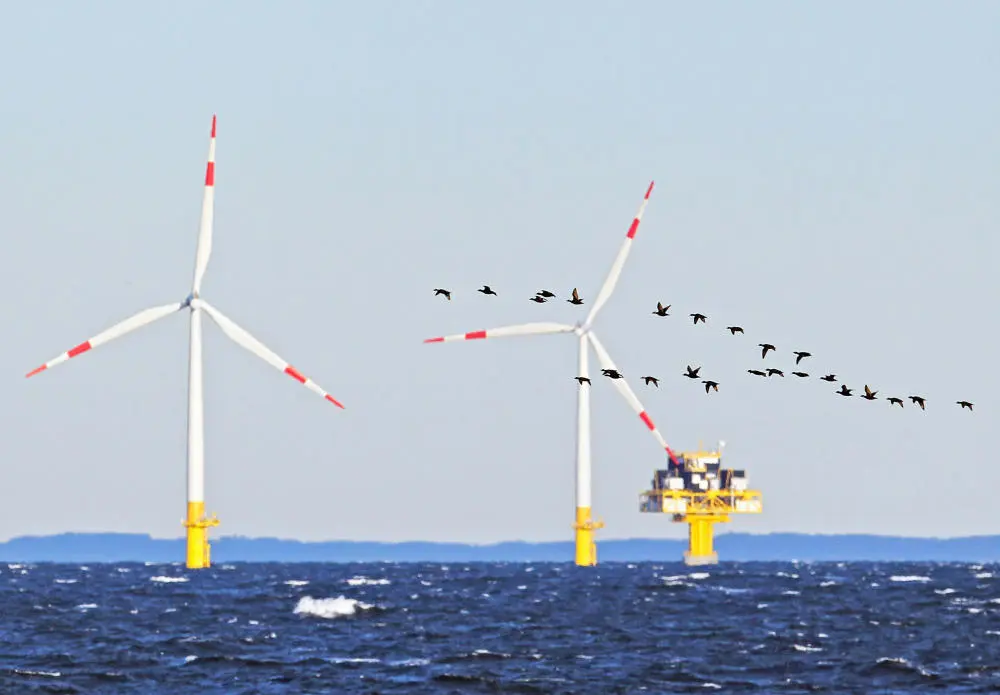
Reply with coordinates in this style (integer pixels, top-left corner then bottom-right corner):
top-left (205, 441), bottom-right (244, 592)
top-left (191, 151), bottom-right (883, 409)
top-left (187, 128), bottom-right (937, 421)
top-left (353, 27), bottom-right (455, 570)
top-left (2, 1), bottom-right (996, 543)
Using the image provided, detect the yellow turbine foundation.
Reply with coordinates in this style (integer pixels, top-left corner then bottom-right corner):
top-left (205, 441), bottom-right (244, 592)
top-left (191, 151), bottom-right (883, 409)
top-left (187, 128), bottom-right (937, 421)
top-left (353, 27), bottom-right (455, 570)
top-left (573, 507), bottom-right (604, 567)
top-left (683, 514), bottom-right (725, 566)
top-left (184, 501), bottom-right (220, 569)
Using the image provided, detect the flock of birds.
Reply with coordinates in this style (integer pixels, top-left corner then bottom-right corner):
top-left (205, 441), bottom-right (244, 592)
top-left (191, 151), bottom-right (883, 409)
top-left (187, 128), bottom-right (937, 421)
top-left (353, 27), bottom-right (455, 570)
top-left (432, 286), bottom-right (976, 412)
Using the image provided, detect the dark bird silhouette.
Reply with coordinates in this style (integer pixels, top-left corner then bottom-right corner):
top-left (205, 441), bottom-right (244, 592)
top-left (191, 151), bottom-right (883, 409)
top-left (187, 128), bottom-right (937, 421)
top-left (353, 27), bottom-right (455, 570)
top-left (652, 302), bottom-right (670, 317)
top-left (793, 351), bottom-right (812, 365)
top-left (759, 343), bottom-right (776, 358)
top-left (567, 288), bottom-right (584, 305)
top-left (529, 295), bottom-right (548, 303)
top-left (703, 380), bottom-right (719, 393)
top-left (684, 365), bottom-right (701, 379)
top-left (727, 326), bottom-right (744, 335)
top-left (820, 374), bottom-right (837, 382)
top-left (433, 288), bottom-right (451, 300)
top-left (862, 385), bottom-right (878, 401)
top-left (909, 395), bottom-right (926, 410)
top-left (478, 285), bottom-right (497, 296)
top-left (837, 385), bottom-right (853, 396)
top-left (766, 368), bottom-right (784, 377)
top-left (690, 313), bottom-right (707, 325)
top-left (536, 290), bottom-right (556, 298)
top-left (602, 368), bottom-right (623, 379)
top-left (747, 369), bottom-right (767, 377)
top-left (792, 371), bottom-right (809, 378)
top-left (642, 376), bottom-right (660, 387)
top-left (957, 400), bottom-right (974, 411)
top-left (888, 397), bottom-right (904, 407)
top-left (574, 376), bottom-right (591, 385)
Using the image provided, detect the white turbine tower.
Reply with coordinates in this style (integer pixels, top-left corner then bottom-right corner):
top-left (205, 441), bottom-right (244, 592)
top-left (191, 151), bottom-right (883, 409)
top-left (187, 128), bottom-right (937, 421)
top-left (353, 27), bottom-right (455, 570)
top-left (423, 182), bottom-right (677, 566)
top-left (25, 115), bottom-right (344, 569)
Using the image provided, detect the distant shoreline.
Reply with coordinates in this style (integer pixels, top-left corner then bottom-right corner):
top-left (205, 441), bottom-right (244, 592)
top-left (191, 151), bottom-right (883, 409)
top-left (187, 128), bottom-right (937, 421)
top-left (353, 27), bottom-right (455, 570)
top-left (1, 532), bottom-right (998, 563)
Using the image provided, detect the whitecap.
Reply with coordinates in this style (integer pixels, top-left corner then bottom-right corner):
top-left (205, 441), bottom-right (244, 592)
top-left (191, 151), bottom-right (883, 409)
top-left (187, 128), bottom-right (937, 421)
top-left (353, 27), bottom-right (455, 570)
top-left (329, 657), bottom-right (380, 664)
top-left (976, 572), bottom-right (994, 579)
top-left (150, 576), bottom-right (189, 583)
top-left (54, 579), bottom-right (77, 584)
top-left (391, 658), bottom-right (429, 667)
top-left (76, 603), bottom-right (97, 610)
top-left (346, 576), bottom-right (390, 586)
top-left (782, 590), bottom-right (801, 596)
top-left (890, 575), bottom-right (931, 583)
top-left (284, 580), bottom-right (309, 587)
top-left (688, 572), bottom-right (710, 580)
top-left (819, 581), bottom-right (838, 587)
top-left (793, 644), bottom-right (822, 652)
top-left (294, 596), bottom-right (373, 619)
top-left (935, 588), bottom-right (957, 595)
top-left (12, 669), bottom-right (60, 678)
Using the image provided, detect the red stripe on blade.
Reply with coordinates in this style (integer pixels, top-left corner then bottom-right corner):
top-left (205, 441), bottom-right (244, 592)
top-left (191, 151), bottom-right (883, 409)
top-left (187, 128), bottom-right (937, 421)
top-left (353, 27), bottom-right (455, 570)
top-left (626, 218), bottom-right (640, 239)
top-left (465, 331), bottom-right (487, 340)
top-left (639, 411), bottom-right (656, 431)
top-left (424, 337), bottom-right (444, 343)
top-left (211, 115), bottom-right (217, 138)
top-left (68, 341), bottom-right (92, 358)
top-left (205, 162), bottom-right (215, 186)
top-left (25, 365), bottom-right (46, 378)
top-left (645, 181), bottom-right (654, 199)
top-left (284, 366), bottom-right (306, 384)
top-left (325, 394), bottom-right (345, 409)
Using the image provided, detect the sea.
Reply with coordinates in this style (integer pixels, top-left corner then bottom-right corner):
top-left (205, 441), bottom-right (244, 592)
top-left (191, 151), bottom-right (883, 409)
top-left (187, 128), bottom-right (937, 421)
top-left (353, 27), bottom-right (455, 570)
top-left (1, 561), bottom-right (997, 694)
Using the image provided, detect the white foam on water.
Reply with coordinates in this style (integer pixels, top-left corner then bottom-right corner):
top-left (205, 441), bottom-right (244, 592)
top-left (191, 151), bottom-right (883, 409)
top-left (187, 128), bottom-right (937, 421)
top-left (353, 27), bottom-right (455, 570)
top-left (419, 580), bottom-right (432, 586)
top-left (890, 575), bottom-right (931, 583)
top-left (819, 581), bottom-right (838, 587)
top-left (54, 579), bottom-right (77, 584)
top-left (776, 572), bottom-right (799, 579)
top-left (794, 644), bottom-right (822, 652)
top-left (116, 568), bottom-right (130, 574)
top-left (13, 669), bottom-right (60, 678)
top-left (294, 596), bottom-right (373, 619)
top-left (346, 576), bottom-right (390, 586)
top-left (284, 580), bottom-right (309, 587)
top-left (391, 658), bottom-right (429, 667)
top-left (702, 684), bottom-right (722, 689)
top-left (76, 603), bottom-right (97, 610)
top-left (935, 588), bottom-right (957, 595)
top-left (517, 585), bottom-right (527, 590)
top-left (150, 576), bottom-right (189, 584)
top-left (688, 572), bottom-right (710, 580)
top-left (329, 657), bottom-right (380, 664)
top-left (976, 572), bottom-right (994, 579)
top-left (782, 590), bottom-right (801, 596)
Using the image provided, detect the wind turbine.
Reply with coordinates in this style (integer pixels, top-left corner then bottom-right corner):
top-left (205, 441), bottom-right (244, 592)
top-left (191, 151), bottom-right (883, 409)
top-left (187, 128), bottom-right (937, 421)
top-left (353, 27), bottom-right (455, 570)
top-left (423, 182), bottom-right (677, 566)
top-left (25, 115), bottom-right (344, 569)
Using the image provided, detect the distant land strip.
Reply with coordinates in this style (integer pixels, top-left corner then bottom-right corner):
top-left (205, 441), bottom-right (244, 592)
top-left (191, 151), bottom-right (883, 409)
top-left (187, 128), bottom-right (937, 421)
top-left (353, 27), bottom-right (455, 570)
top-left (0, 533), bottom-right (998, 563)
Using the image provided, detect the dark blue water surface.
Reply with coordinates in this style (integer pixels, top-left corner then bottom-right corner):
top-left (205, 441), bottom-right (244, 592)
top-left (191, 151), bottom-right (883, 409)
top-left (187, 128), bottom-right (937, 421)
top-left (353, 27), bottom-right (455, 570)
top-left (1, 561), bottom-right (999, 693)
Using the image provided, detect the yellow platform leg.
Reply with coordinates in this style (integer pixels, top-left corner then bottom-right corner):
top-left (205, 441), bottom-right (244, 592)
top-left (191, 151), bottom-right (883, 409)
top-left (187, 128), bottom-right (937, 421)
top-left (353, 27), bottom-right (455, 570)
top-left (183, 501), bottom-right (220, 569)
top-left (573, 506), bottom-right (604, 567)
top-left (684, 515), bottom-right (724, 566)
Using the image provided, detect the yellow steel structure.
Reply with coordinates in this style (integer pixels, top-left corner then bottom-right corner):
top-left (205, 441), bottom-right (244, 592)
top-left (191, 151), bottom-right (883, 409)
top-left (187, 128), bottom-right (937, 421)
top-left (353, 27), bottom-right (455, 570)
top-left (183, 502), bottom-right (220, 569)
top-left (574, 506), bottom-right (604, 566)
top-left (639, 447), bottom-right (762, 565)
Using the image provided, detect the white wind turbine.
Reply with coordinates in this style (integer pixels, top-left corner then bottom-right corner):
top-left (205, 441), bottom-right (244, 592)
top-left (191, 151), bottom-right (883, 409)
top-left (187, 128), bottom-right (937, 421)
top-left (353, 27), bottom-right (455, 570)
top-left (423, 182), bottom-right (677, 566)
top-left (25, 115), bottom-right (343, 569)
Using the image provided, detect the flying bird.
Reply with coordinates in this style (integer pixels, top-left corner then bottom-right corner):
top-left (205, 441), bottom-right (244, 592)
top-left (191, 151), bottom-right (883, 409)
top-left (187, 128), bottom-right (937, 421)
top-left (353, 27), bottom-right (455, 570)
top-left (652, 302), bottom-right (671, 317)
top-left (602, 368), bottom-right (623, 379)
top-left (684, 365), bottom-right (701, 379)
top-left (759, 343), bottom-right (776, 358)
top-left (727, 326), bottom-right (744, 335)
top-left (820, 374), bottom-right (837, 382)
top-left (703, 380), bottom-right (719, 393)
top-left (536, 290), bottom-right (556, 298)
top-left (747, 369), bottom-right (767, 377)
top-left (862, 385), bottom-right (878, 400)
top-left (766, 368), bottom-right (784, 377)
top-left (478, 285), bottom-right (497, 296)
top-left (433, 288), bottom-right (451, 301)
top-left (791, 371), bottom-right (809, 378)
top-left (957, 400), bottom-right (974, 411)
top-left (574, 376), bottom-right (591, 385)
top-left (529, 295), bottom-right (548, 303)
top-left (642, 376), bottom-right (660, 387)
top-left (690, 313), bottom-right (707, 325)
top-left (909, 395), bottom-right (926, 410)
top-left (837, 385), bottom-right (853, 396)
top-left (888, 397), bottom-right (904, 407)
top-left (567, 288), bottom-right (584, 305)
top-left (793, 351), bottom-right (812, 365)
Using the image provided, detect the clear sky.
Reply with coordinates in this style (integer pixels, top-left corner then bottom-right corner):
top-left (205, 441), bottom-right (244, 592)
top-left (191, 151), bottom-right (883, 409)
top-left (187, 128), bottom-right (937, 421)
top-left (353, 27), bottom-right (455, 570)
top-left (2, 1), bottom-right (996, 543)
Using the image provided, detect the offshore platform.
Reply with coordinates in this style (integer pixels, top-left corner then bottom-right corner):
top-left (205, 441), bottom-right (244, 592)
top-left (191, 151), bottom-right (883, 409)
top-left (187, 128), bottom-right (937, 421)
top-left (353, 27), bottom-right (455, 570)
top-left (639, 442), bottom-right (762, 565)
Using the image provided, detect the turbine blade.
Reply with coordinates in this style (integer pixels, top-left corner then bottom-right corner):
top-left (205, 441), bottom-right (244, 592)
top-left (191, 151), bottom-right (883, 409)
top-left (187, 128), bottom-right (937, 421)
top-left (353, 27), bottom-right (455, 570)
top-left (586, 331), bottom-right (678, 463)
top-left (585, 181), bottom-right (655, 325)
top-left (25, 302), bottom-right (184, 378)
top-left (191, 115), bottom-right (217, 295)
top-left (424, 322), bottom-right (575, 343)
top-left (199, 301), bottom-right (344, 409)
